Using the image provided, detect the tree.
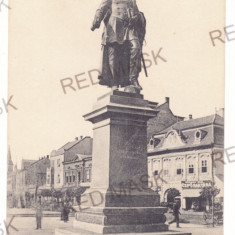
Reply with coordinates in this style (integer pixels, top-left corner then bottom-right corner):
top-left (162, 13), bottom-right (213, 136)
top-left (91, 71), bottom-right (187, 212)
top-left (167, 188), bottom-right (180, 203)
top-left (41, 189), bottom-right (52, 198)
top-left (66, 188), bottom-right (75, 198)
top-left (52, 190), bottom-right (62, 202)
top-left (200, 186), bottom-right (220, 200)
top-left (200, 186), bottom-right (220, 210)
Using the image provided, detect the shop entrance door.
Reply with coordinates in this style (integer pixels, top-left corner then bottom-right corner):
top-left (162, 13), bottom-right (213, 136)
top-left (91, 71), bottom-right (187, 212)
top-left (185, 197), bottom-right (203, 211)
top-left (185, 197), bottom-right (192, 210)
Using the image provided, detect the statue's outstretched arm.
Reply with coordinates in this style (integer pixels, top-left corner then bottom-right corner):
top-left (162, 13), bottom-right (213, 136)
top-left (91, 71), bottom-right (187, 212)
top-left (91, 0), bottom-right (112, 31)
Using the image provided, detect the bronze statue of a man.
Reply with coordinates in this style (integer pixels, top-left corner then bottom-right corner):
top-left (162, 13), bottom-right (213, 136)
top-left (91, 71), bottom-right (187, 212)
top-left (91, 0), bottom-right (146, 91)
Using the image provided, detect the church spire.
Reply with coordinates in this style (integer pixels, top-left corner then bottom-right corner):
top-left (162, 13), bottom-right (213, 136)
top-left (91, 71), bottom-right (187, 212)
top-left (8, 146), bottom-right (13, 173)
top-left (8, 146), bottom-right (13, 164)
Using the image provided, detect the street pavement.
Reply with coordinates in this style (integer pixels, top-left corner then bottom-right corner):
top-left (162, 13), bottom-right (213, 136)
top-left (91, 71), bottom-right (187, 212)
top-left (7, 208), bottom-right (62, 217)
top-left (6, 216), bottom-right (73, 235)
top-left (6, 216), bottom-right (223, 235)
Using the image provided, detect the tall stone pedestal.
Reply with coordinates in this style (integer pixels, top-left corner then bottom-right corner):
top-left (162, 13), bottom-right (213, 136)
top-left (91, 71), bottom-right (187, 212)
top-left (71, 90), bottom-right (169, 234)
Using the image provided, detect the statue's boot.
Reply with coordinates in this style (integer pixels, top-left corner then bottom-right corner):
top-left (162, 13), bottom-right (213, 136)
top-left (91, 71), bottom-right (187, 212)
top-left (111, 85), bottom-right (118, 91)
top-left (130, 80), bottom-right (143, 90)
top-left (98, 77), bottom-right (108, 86)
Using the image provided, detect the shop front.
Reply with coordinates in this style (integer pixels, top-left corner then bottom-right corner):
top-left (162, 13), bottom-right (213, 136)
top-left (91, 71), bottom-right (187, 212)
top-left (181, 180), bottom-right (212, 211)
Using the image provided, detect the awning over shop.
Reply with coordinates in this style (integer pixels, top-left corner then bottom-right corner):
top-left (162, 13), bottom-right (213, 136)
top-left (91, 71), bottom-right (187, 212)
top-left (38, 185), bottom-right (51, 191)
top-left (28, 188), bottom-right (36, 194)
top-left (181, 189), bottom-right (201, 198)
top-left (61, 186), bottom-right (89, 194)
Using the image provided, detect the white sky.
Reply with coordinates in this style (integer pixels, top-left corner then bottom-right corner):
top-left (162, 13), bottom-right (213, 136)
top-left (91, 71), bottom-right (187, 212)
top-left (8, 0), bottom-right (225, 167)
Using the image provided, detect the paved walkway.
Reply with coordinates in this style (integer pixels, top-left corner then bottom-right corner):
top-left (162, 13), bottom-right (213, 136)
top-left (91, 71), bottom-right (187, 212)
top-left (168, 223), bottom-right (222, 235)
top-left (7, 208), bottom-right (62, 217)
top-left (6, 216), bottom-right (223, 235)
top-left (6, 217), bottom-right (72, 235)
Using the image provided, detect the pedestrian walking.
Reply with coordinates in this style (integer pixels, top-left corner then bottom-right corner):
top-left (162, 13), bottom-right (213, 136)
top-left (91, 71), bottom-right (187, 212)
top-left (169, 200), bottom-right (181, 228)
top-left (35, 196), bottom-right (43, 230)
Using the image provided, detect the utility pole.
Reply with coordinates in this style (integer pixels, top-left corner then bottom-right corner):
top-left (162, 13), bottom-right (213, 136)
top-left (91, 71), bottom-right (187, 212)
top-left (211, 152), bottom-right (215, 227)
top-left (35, 172), bottom-right (44, 203)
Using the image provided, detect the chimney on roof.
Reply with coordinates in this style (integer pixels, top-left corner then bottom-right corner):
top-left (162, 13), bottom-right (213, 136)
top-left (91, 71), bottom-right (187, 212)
top-left (75, 137), bottom-right (79, 141)
top-left (189, 114), bottom-right (193, 120)
top-left (80, 136), bottom-right (83, 140)
top-left (165, 97), bottom-right (170, 104)
top-left (47, 155), bottom-right (49, 158)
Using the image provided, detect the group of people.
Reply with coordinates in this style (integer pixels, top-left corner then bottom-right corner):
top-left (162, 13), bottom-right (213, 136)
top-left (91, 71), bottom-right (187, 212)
top-left (34, 196), bottom-right (73, 230)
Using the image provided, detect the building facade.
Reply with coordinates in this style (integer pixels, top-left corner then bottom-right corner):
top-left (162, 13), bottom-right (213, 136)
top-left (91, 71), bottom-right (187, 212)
top-left (63, 154), bottom-right (92, 189)
top-left (47, 136), bottom-right (93, 191)
top-left (15, 157), bottom-right (50, 207)
top-left (147, 114), bottom-right (224, 211)
top-left (63, 137), bottom-right (93, 192)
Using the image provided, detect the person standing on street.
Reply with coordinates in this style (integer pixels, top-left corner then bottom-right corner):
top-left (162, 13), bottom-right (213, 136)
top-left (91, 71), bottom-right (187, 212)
top-left (169, 200), bottom-right (181, 228)
top-left (61, 200), bottom-right (65, 221)
top-left (35, 196), bottom-right (43, 230)
top-left (63, 199), bottom-right (70, 222)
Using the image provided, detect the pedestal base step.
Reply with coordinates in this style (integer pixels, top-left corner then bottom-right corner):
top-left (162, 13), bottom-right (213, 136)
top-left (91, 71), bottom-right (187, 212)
top-left (74, 221), bottom-right (168, 234)
top-left (55, 227), bottom-right (191, 235)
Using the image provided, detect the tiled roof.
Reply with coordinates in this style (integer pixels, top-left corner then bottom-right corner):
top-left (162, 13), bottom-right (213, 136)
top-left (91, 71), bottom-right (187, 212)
top-left (21, 160), bottom-right (37, 169)
top-left (158, 114), bottom-right (223, 134)
top-left (51, 138), bottom-right (89, 157)
top-left (149, 114), bottom-right (224, 154)
top-left (147, 101), bottom-right (184, 140)
top-left (65, 154), bottom-right (92, 163)
top-left (64, 137), bottom-right (93, 162)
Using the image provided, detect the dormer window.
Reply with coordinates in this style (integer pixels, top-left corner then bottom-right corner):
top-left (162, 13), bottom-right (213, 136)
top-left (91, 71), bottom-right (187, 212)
top-left (149, 137), bottom-right (161, 148)
top-left (196, 131), bottom-right (201, 139)
top-left (194, 129), bottom-right (202, 143)
top-left (148, 138), bottom-right (155, 151)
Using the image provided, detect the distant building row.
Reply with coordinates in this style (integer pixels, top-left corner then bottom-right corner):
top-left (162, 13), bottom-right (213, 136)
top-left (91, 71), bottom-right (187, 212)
top-left (7, 136), bottom-right (93, 208)
top-left (7, 98), bottom-right (224, 211)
